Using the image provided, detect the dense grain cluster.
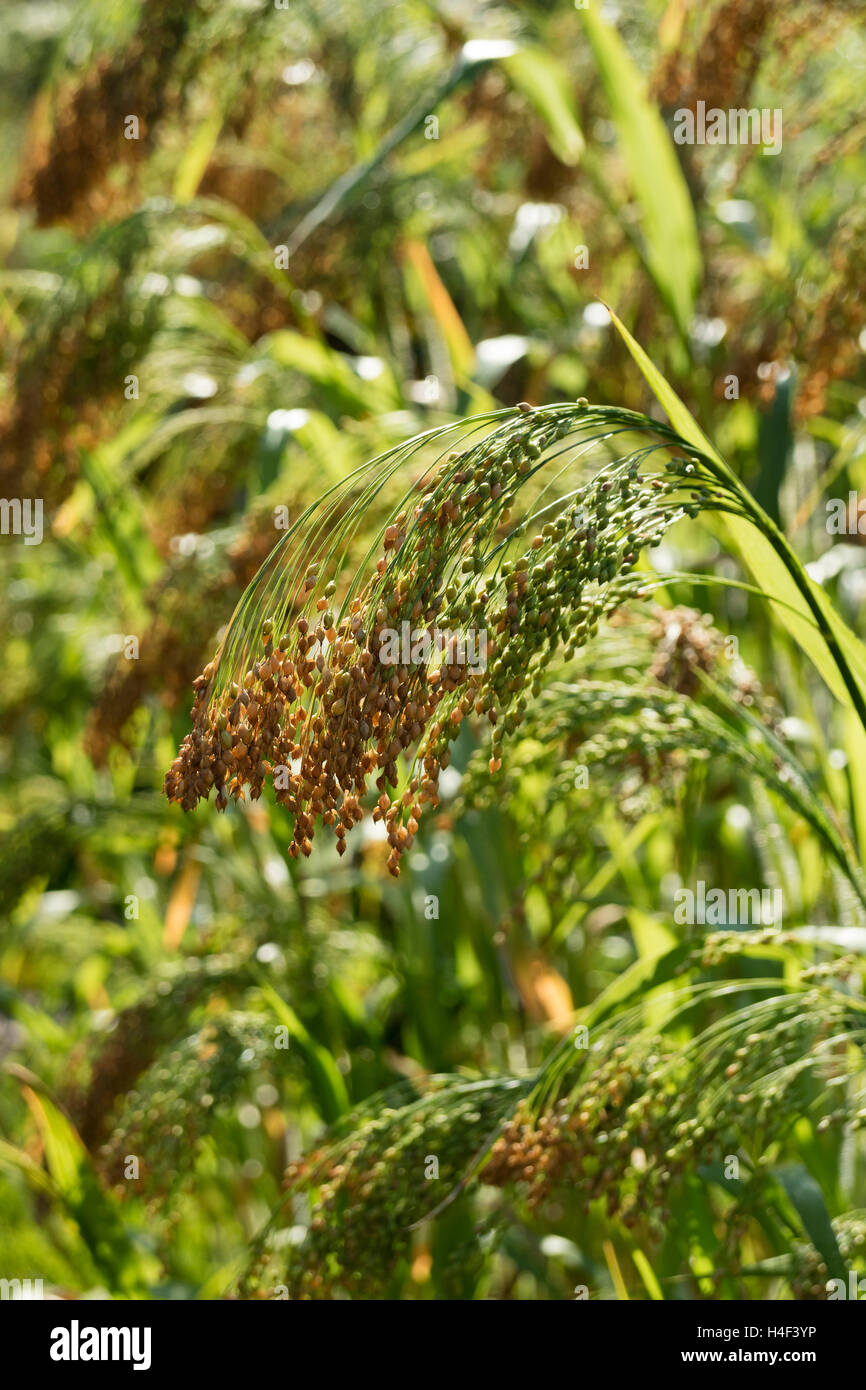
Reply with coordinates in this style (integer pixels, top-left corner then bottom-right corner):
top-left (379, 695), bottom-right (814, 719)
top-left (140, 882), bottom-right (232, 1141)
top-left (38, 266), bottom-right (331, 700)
top-left (239, 1076), bottom-right (523, 1299)
top-left (792, 206), bottom-right (866, 420)
top-left (99, 1012), bottom-right (282, 1199)
top-left (651, 0), bottom-right (774, 117)
top-left (483, 972), bottom-right (856, 1226)
top-left (66, 956), bottom-right (249, 1152)
top-left (165, 406), bottom-right (714, 872)
top-left (0, 213), bottom-right (163, 503)
top-left (237, 945), bottom-right (866, 1300)
top-left (15, 0), bottom-right (197, 229)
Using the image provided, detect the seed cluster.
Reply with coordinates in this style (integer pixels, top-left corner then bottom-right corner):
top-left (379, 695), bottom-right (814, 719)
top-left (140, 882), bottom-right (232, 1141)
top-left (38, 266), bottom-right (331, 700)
top-left (793, 206), bottom-right (866, 420)
top-left (0, 264), bottom-right (161, 508)
top-left (237, 946), bottom-right (865, 1300)
top-left (239, 1077), bottom-right (521, 1299)
top-left (483, 974), bottom-right (856, 1233)
top-left (649, 603), bottom-right (774, 713)
top-left (15, 0), bottom-right (196, 230)
top-left (651, 0), bottom-right (774, 118)
top-left (166, 406), bottom-right (704, 873)
top-left (790, 1215), bottom-right (866, 1300)
top-left (99, 1012), bottom-right (282, 1200)
top-left (65, 955), bottom-right (248, 1152)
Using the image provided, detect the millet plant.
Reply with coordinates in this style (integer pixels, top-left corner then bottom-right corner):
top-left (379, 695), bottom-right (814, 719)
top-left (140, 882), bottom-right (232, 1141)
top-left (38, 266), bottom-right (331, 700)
top-left (164, 336), bottom-right (866, 1298)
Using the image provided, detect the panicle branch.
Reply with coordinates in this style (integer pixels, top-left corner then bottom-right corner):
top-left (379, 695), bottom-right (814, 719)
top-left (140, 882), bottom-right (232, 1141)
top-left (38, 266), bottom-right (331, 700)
top-left (165, 403), bottom-right (735, 872)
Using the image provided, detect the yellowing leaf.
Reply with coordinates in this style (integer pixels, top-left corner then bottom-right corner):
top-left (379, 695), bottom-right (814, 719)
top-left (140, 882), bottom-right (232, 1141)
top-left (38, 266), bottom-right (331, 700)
top-left (173, 112), bottom-right (223, 203)
top-left (164, 857), bottom-right (202, 950)
top-left (403, 238), bottom-right (475, 379)
top-left (513, 955), bottom-right (574, 1033)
